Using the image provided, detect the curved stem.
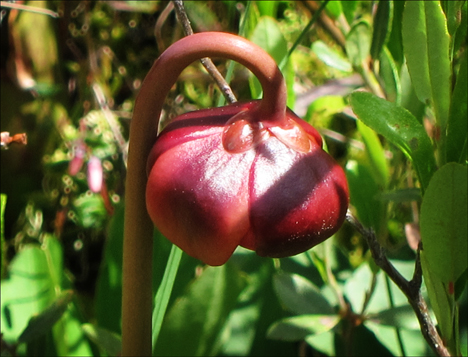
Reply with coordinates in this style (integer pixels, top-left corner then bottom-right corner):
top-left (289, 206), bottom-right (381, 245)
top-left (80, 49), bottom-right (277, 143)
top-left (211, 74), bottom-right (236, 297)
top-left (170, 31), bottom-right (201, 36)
top-left (122, 32), bottom-right (287, 356)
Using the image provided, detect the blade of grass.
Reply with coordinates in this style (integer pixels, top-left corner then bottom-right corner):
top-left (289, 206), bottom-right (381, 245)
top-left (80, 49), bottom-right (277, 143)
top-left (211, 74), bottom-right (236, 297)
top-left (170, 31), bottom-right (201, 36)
top-left (151, 244), bottom-right (183, 354)
top-left (286, 0), bottom-right (330, 60)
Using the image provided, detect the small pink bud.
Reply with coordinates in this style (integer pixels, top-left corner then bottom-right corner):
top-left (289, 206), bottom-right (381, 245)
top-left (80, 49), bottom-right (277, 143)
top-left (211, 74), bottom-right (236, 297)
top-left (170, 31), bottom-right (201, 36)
top-left (87, 156), bottom-right (103, 193)
top-left (69, 143), bottom-right (85, 176)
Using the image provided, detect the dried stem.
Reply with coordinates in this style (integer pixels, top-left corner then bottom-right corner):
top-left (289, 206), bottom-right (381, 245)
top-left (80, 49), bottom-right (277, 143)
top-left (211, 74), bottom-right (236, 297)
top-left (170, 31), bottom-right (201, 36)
top-left (346, 211), bottom-right (451, 357)
top-left (0, 1), bottom-right (59, 18)
top-left (172, 0), bottom-right (237, 104)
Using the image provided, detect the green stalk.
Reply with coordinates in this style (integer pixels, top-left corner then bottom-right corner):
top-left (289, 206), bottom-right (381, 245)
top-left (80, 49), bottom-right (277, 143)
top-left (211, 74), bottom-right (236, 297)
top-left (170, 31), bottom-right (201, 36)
top-left (151, 244), bottom-right (183, 354)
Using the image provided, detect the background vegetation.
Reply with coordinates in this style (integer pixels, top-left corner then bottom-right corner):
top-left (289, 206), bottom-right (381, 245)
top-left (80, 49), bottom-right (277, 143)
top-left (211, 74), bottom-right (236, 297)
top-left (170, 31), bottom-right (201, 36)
top-left (1, 1), bottom-right (466, 356)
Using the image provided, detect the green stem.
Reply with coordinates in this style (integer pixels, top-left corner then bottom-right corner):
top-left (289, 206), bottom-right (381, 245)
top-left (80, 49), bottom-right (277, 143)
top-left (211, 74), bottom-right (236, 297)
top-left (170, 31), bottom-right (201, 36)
top-left (151, 244), bottom-right (183, 354)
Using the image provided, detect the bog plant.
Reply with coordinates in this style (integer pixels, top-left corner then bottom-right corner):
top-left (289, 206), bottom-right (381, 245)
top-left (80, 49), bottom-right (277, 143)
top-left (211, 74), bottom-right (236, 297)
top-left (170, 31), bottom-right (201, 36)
top-left (0, 1), bottom-right (466, 357)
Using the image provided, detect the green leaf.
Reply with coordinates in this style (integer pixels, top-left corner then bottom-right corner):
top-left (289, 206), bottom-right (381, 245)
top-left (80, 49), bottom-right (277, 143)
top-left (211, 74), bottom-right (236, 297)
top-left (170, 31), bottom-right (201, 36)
top-left (152, 244), bottom-right (183, 351)
top-left (273, 272), bottom-right (334, 315)
top-left (346, 160), bottom-right (386, 238)
top-left (267, 314), bottom-right (340, 341)
top-left (420, 251), bottom-right (455, 350)
top-left (386, 0), bottom-right (405, 67)
top-left (325, 0), bottom-right (342, 19)
top-left (402, 1), bottom-right (451, 128)
top-left (378, 188), bottom-right (422, 203)
top-left (154, 263), bottom-right (246, 356)
top-left (446, 49), bottom-right (467, 163)
top-left (445, 0), bottom-right (465, 36)
top-left (1, 246), bottom-right (56, 342)
top-left (1, 194), bottom-right (6, 279)
top-left (340, 0), bottom-right (358, 26)
top-left (305, 330), bottom-right (335, 356)
top-left (357, 120), bottom-right (390, 188)
top-left (72, 192), bottom-right (107, 229)
top-left (346, 21), bottom-right (371, 67)
top-left (350, 91), bottom-right (437, 192)
top-left (344, 260), bottom-right (414, 315)
top-left (420, 163), bottom-right (468, 285)
top-left (256, 0), bottom-right (279, 18)
top-left (379, 46), bottom-right (402, 105)
top-left (368, 305), bottom-right (420, 330)
top-left (82, 323), bottom-right (122, 356)
top-left (312, 41), bottom-right (352, 72)
top-left (18, 290), bottom-right (73, 344)
top-left (370, 1), bottom-right (392, 60)
top-left (365, 321), bottom-right (428, 356)
top-left (249, 16), bottom-right (288, 99)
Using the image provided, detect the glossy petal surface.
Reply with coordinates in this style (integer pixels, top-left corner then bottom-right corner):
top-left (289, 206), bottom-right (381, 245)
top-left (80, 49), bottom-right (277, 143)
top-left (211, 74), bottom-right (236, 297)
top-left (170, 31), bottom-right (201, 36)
top-left (146, 101), bottom-right (349, 265)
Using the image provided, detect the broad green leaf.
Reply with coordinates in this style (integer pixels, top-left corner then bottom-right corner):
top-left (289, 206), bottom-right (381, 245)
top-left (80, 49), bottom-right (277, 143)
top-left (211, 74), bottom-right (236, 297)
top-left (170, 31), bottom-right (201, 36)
top-left (18, 290), bottom-right (73, 344)
top-left (154, 263), bottom-right (246, 356)
top-left (344, 260), bottom-right (413, 315)
top-left (370, 1), bottom-right (392, 60)
top-left (357, 120), bottom-right (390, 188)
top-left (340, 323), bottom-right (394, 356)
top-left (365, 321), bottom-right (428, 356)
top-left (267, 314), bottom-right (340, 341)
top-left (345, 21), bottom-right (371, 67)
top-left (220, 260), bottom-right (270, 356)
top-left (350, 91), bottom-right (437, 192)
top-left (420, 163), bottom-right (468, 284)
top-left (1, 246), bottom-right (56, 342)
top-left (305, 330), bottom-right (335, 356)
top-left (446, 50), bottom-right (467, 163)
top-left (368, 305), bottom-right (420, 330)
top-left (273, 272), bottom-right (334, 315)
top-left (82, 323), bottom-right (122, 356)
top-left (346, 160), bottom-right (386, 238)
top-left (311, 41), bottom-right (352, 72)
top-left (402, 1), bottom-right (451, 128)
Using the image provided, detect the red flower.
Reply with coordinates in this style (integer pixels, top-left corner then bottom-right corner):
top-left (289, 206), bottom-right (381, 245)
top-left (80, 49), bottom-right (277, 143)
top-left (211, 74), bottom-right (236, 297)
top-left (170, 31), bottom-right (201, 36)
top-left (146, 100), bottom-right (348, 266)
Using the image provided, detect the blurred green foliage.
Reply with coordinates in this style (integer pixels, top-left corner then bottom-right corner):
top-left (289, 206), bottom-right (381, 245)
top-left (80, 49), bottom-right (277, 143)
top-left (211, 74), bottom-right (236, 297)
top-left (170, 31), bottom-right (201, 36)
top-left (1, 1), bottom-right (466, 356)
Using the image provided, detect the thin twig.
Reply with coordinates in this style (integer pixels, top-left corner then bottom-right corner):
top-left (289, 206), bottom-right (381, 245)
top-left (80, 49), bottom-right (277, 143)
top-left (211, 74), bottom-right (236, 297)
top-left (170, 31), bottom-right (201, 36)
top-left (172, 0), bottom-right (237, 104)
top-left (0, 1), bottom-right (59, 18)
top-left (346, 210), bottom-right (451, 357)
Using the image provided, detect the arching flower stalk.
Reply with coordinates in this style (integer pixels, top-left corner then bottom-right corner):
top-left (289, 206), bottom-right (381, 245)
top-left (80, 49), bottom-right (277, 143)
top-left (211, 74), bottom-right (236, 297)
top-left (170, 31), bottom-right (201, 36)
top-left (122, 32), bottom-right (349, 356)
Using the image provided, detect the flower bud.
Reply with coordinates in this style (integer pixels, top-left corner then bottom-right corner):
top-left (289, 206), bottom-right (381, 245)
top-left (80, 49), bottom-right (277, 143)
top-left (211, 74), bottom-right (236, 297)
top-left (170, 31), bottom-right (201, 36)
top-left (146, 100), bottom-right (348, 266)
top-left (87, 156), bottom-right (103, 193)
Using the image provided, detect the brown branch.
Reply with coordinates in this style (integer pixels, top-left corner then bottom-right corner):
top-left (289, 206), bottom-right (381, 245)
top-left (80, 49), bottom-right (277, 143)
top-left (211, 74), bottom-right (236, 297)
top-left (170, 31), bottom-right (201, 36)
top-left (172, 0), bottom-right (237, 104)
top-left (346, 211), bottom-right (451, 357)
